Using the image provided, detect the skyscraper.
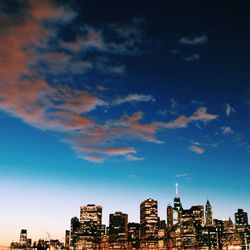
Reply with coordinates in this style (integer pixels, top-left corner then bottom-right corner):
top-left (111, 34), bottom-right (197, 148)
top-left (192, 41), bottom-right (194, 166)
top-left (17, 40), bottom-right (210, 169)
top-left (190, 205), bottom-right (204, 226)
top-left (79, 204), bottom-right (102, 238)
top-left (173, 183), bottom-right (183, 225)
top-left (109, 211), bottom-right (128, 242)
top-left (235, 208), bottom-right (248, 226)
top-left (19, 229), bottom-right (27, 247)
top-left (128, 222), bottom-right (140, 248)
top-left (167, 204), bottom-right (173, 228)
top-left (205, 200), bottom-right (213, 226)
top-left (65, 230), bottom-right (70, 250)
top-left (70, 217), bottom-right (79, 249)
top-left (140, 198), bottom-right (158, 239)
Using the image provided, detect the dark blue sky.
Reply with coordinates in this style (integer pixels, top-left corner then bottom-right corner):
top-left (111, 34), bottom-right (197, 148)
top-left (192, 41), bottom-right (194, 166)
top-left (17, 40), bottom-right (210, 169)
top-left (0, 0), bottom-right (250, 244)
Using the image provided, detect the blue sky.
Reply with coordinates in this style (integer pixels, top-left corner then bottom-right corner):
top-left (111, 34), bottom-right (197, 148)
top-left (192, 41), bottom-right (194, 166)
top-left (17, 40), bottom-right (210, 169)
top-left (0, 0), bottom-right (250, 245)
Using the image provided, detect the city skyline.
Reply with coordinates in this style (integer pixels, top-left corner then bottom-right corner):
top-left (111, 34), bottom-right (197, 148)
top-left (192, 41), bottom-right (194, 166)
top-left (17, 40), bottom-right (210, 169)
top-left (2, 185), bottom-right (250, 246)
top-left (0, 0), bottom-right (250, 246)
top-left (9, 196), bottom-right (250, 249)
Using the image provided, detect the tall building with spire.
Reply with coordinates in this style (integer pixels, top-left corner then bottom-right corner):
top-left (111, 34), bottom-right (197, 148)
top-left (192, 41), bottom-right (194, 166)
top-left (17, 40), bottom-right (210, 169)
top-left (205, 200), bottom-right (213, 226)
top-left (173, 183), bottom-right (183, 225)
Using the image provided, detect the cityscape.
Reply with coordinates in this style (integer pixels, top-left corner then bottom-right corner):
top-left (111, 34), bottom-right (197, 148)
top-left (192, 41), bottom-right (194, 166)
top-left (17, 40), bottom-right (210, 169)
top-left (1, 1), bottom-right (250, 250)
top-left (10, 185), bottom-right (250, 250)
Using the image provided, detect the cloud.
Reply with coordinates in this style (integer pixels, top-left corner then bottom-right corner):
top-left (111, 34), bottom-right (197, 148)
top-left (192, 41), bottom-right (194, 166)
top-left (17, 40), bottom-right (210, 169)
top-left (62, 111), bottom-right (166, 161)
top-left (114, 112), bottom-right (165, 144)
top-left (126, 154), bottom-right (145, 161)
top-left (183, 54), bottom-right (200, 62)
top-left (61, 19), bottom-right (147, 57)
top-left (189, 107), bottom-right (218, 122)
top-left (30, 0), bottom-right (76, 22)
top-left (0, 2), bottom-right (219, 163)
top-left (178, 35), bottom-right (208, 45)
top-left (189, 145), bottom-right (205, 154)
top-left (105, 21), bottom-right (147, 56)
top-left (225, 103), bottom-right (236, 116)
top-left (221, 126), bottom-right (234, 135)
top-left (164, 107), bottom-right (218, 129)
top-left (83, 147), bottom-right (137, 156)
top-left (80, 155), bottom-right (104, 163)
top-left (113, 94), bottom-right (155, 105)
top-left (176, 173), bottom-right (190, 178)
top-left (165, 115), bottom-right (189, 128)
top-left (170, 98), bottom-right (178, 109)
top-left (191, 141), bottom-right (218, 148)
top-left (55, 90), bottom-right (105, 114)
top-left (60, 28), bottom-right (104, 53)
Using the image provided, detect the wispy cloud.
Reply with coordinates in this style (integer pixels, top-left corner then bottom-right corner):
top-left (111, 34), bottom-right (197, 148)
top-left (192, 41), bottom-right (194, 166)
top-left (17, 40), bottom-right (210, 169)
top-left (225, 103), bottom-right (236, 116)
top-left (191, 141), bottom-right (218, 148)
top-left (164, 107), bottom-right (218, 129)
top-left (0, 2), bottom-right (218, 163)
top-left (189, 145), bottom-right (205, 154)
top-left (60, 19), bottom-right (147, 57)
top-left (221, 126), bottom-right (234, 135)
top-left (126, 154), bottom-right (145, 161)
top-left (113, 94), bottom-right (155, 105)
top-left (80, 155), bottom-right (105, 163)
top-left (60, 28), bottom-right (104, 53)
top-left (178, 35), bottom-right (208, 45)
top-left (170, 98), bottom-right (178, 109)
top-left (175, 173), bottom-right (190, 178)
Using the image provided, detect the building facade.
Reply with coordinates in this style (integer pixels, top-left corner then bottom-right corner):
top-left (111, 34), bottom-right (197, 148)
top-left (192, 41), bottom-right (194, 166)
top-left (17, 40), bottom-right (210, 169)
top-left (140, 198), bottom-right (158, 239)
top-left (108, 211), bottom-right (128, 242)
top-left (235, 208), bottom-right (248, 226)
top-left (205, 200), bottom-right (213, 226)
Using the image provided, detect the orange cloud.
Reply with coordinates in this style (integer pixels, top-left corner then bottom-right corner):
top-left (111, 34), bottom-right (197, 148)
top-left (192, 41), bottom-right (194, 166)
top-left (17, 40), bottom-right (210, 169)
top-left (115, 112), bottom-right (165, 143)
top-left (165, 115), bottom-right (189, 128)
top-left (189, 107), bottom-right (218, 122)
top-left (0, 1), bottom-right (219, 163)
top-left (30, 0), bottom-right (76, 22)
top-left (80, 155), bottom-right (105, 163)
top-left (56, 91), bottom-right (105, 114)
top-left (80, 147), bottom-right (136, 156)
top-left (164, 107), bottom-right (217, 129)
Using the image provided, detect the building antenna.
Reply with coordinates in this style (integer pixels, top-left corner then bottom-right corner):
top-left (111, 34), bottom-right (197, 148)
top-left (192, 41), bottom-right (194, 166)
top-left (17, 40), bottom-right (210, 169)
top-left (175, 183), bottom-right (179, 197)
